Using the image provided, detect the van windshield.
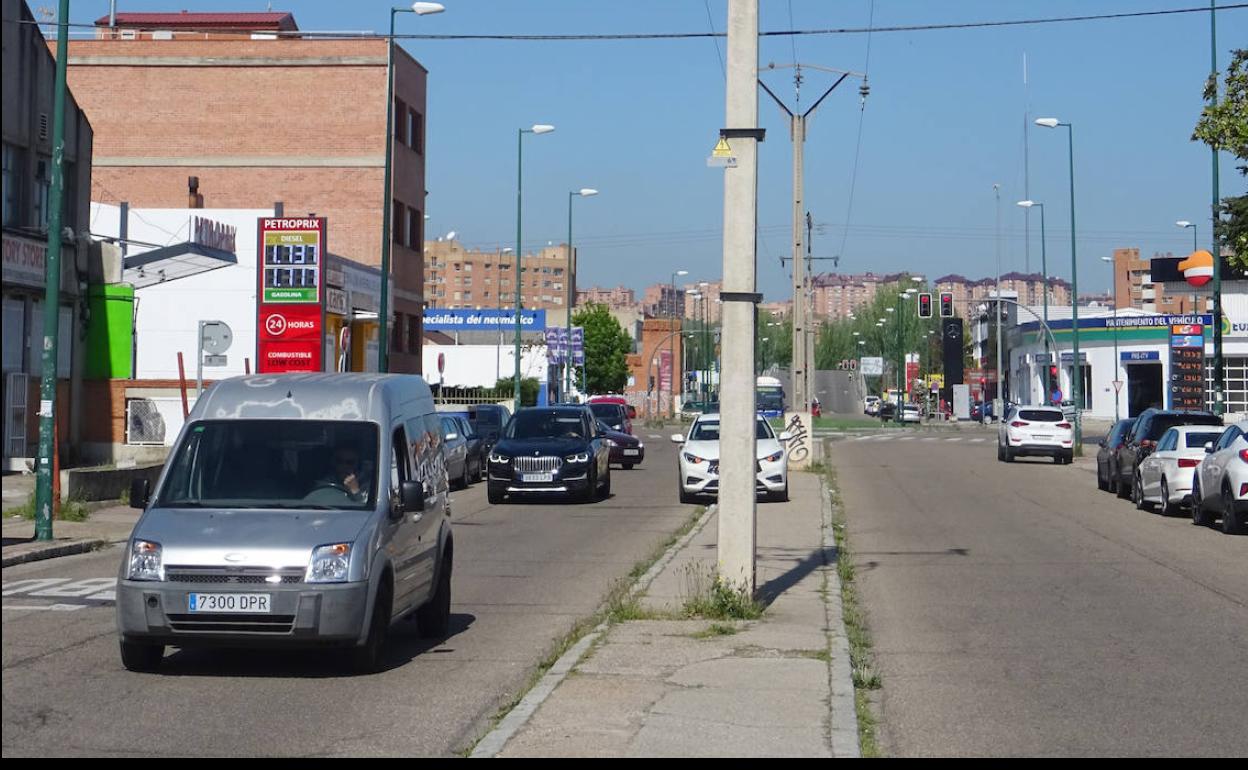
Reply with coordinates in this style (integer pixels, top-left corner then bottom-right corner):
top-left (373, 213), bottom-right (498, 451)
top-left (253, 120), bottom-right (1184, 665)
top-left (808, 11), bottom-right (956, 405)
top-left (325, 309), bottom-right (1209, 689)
top-left (156, 420), bottom-right (379, 511)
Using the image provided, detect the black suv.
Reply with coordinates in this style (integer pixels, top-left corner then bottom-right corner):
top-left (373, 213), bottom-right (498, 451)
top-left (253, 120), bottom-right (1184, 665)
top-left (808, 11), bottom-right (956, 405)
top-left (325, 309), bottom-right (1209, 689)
top-left (1116, 408), bottom-right (1222, 498)
top-left (487, 406), bottom-right (611, 504)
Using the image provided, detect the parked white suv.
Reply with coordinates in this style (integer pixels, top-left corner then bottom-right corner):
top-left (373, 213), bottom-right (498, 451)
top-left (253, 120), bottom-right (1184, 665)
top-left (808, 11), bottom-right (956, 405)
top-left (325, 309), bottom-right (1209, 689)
top-left (997, 405), bottom-right (1074, 464)
top-left (1191, 420), bottom-right (1247, 534)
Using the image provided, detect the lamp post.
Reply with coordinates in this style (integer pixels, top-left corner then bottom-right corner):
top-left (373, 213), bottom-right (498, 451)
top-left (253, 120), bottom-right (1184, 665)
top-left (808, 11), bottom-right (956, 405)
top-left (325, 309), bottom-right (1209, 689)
top-left (1101, 255), bottom-right (1121, 421)
top-left (512, 124), bottom-right (555, 412)
top-left (496, 247), bottom-right (512, 382)
top-left (1037, 116), bottom-right (1082, 454)
top-left (379, 2), bottom-right (445, 372)
top-left (687, 290), bottom-right (702, 405)
top-left (667, 269), bottom-right (688, 415)
top-left (1176, 220), bottom-right (1198, 253)
top-left (1018, 200), bottom-right (1049, 403)
top-left (564, 188), bottom-right (598, 401)
top-left (1208, 0), bottom-right (1224, 417)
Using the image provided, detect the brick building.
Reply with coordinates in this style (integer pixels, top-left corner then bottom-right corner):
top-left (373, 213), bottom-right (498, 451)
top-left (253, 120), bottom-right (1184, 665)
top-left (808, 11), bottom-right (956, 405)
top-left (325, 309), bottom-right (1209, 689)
top-left (424, 239), bottom-right (575, 312)
top-left (683, 280), bottom-right (722, 324)
top-left (1111, 247), bottom-right (1202, 314)
top-left (642, 283), bottom-right (685, 318)
top-left (578, 285), bottom-right (635, 311)
top-left (58, 12), bottom-right (430, 373)
top-left (934, 273), bottom-right (1071, 316)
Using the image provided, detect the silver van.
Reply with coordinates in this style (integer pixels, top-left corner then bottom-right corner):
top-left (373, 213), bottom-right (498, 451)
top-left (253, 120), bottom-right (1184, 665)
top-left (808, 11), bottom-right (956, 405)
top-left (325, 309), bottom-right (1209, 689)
top-left (115, 373), bottom-right (453, 673)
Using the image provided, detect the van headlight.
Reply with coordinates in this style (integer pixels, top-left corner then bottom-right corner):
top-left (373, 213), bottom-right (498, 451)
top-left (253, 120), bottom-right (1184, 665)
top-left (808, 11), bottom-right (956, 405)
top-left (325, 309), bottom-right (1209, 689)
top-left (127, 539), bottom-right (164, 581)
top-left (488, 452), bottom-right (511, 464)
top-left (306, 543), bottom-right (352, 583)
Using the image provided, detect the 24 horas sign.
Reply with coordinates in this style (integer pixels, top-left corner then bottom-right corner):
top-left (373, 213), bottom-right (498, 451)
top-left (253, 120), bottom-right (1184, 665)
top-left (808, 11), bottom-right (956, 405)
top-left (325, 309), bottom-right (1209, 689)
top-left (256, 218), bottom-right (326, 373)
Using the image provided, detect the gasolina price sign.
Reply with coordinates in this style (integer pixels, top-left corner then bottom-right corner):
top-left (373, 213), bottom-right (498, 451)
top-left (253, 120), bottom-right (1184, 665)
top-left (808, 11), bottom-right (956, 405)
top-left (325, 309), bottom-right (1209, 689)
top-left (1168, 323), bottom-right (1205, 410)
top-left (256, 217), bottom-right (326, 373)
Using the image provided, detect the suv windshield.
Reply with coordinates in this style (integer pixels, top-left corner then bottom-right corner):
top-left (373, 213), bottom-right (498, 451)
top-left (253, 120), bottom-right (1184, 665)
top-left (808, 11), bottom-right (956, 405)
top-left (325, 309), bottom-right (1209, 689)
top-left (506, 411), bottom-right (588, 440)
top-left (589, 403), bottom-right (627, 424)
top-left (689, 419), bottom-right (774, 441)
top-left (156, 420), bottom-right (378, 510)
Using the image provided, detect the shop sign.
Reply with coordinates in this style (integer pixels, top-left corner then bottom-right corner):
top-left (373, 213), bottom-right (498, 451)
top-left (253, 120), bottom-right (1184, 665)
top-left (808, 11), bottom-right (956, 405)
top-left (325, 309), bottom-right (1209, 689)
top-left (2, 235), bottom-right (47, 288)
top-left (256, 217), bottom-right (325, 373)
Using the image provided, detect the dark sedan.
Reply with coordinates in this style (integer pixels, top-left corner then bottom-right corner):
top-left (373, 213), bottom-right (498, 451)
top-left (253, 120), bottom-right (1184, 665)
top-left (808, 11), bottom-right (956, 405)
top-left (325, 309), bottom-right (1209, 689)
top-left (597, 419), bottom-right (645, 469)
top-left (1096, 418), bottom-right (1136, 494)
top-left (487, 406), bottom-right (612, 504)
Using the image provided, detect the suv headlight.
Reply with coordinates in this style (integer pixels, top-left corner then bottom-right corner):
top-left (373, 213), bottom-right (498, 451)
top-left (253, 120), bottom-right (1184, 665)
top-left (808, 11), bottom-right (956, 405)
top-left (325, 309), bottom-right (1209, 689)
top-left (683, 452), bottom-right (705, 465)
top-left (565, 452), bottom-right (591, 463)
top-left (306, 543), bottom-right (352, 583)
top-left (127, 539), bottom-right (164, 581)
top-left (762, 450), bottom-right (784, 463)
top-left (488, 452), bottom-right (511, 464)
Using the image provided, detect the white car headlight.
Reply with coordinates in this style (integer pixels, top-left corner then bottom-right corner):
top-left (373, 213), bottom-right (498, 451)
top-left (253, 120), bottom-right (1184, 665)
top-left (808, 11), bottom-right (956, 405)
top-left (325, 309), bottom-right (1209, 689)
top-left (683, 452), bottom-right (706, 465)
top-left (306, 543), bottom-right (352, 583)
top-left (565, 452), bottom-right (591, 463)
top-left (127, 539), bottom-right (164, 581)
top-left (488, 452), bottom-right (511, 464)
top-left (762, 450), bottom-right (784, 463)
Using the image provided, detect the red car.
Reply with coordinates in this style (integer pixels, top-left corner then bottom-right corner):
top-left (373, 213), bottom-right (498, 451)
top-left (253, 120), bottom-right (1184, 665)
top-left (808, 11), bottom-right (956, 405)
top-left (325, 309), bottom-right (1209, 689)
top-left (587, 395), bottom-right (635, 436)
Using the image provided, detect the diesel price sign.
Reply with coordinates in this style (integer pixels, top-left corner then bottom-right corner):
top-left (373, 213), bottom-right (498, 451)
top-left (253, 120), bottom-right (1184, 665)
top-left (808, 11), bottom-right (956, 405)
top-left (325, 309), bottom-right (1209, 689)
top-left (1168, 323), bottom-right (1206, 411)
top-left (256, 218), bottom-right (327, 373)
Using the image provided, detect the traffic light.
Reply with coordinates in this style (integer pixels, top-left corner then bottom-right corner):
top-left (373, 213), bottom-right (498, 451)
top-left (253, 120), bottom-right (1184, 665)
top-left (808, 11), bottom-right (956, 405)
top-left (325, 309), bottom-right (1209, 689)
top-left (1048, 365), bottom-right (1060, 403)
top-left (939, 292), bottom-right (954, 318)
top-left (917, 293), bottom-right (933, 318)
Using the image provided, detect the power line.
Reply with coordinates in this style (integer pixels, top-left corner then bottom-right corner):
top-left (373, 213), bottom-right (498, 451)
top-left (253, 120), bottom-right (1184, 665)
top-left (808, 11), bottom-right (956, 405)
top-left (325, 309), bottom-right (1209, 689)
top-left (836, 0), bottom-right (875, 268)
top-left (20, 4), bottom-right (1247, 41)
top-left (702, 0), bottom-right (726, 80)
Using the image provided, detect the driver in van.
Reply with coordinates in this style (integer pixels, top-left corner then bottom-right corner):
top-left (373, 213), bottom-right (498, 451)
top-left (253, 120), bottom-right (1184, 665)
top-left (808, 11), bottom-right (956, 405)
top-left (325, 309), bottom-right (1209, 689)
top-left (308, 443), bottom-right (371, 504)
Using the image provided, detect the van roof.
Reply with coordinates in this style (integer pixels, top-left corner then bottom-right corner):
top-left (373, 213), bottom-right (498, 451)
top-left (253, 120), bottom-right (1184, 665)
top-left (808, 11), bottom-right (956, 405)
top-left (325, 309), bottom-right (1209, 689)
top-left (191, 373), bottom-right (434, 422)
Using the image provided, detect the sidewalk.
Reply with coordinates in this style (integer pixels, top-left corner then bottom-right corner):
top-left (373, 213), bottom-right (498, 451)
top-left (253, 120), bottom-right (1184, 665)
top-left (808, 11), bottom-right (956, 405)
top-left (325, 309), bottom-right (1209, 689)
top-left (2, 494), bottom-right (139, 567)
top-left (479, 470), bottom-right (857, 758)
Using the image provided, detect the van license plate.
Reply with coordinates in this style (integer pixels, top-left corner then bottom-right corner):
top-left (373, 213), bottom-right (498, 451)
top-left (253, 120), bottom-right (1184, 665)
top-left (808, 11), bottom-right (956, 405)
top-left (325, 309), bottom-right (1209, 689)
top-left (188, 593), bottom-right (271, 613)
top-left (522, 473), bottom-right (553, 483)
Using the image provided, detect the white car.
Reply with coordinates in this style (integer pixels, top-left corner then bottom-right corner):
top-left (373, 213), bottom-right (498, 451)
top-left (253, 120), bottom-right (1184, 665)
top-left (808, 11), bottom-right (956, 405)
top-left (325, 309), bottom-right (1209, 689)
top-left (1191, 420), bottom-right (1248, 534)
top-left (997, 405), bottom-right (1073, 464)
top-left (864, 396), bottom-right (881, 416)
top-left (901, 404), bottom-right (921, 423)
top-left (672, 414), bottom-right (789, 504)
top-left (1134, 425), bottom-right (1225, 515)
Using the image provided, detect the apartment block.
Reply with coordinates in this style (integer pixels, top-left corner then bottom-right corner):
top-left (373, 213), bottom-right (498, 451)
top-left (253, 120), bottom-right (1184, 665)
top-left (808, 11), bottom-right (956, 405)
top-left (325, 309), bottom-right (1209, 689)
top-left (1111, 247), bottom-right (1201, 314)
top-left (934, 273), bottom-right (1071, 317)
top-left (683, 280), bottom-right (722, 324)
top-left (425, 240), bottom-right (575, 311)
top-left (578, 285), bottom-right (636, 311)
top-left (642, 283), bottom-right (685, 318)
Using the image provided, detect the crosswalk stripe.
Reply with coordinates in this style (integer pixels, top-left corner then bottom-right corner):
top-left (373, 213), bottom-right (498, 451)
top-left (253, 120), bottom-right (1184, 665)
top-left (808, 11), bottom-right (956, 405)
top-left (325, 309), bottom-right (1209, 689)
top-left (945, 437), bottom-right (962, 442)
top-left (898, 437), bottom-right (916, 441)
top-left (970, 438), bottom-right (987, 443)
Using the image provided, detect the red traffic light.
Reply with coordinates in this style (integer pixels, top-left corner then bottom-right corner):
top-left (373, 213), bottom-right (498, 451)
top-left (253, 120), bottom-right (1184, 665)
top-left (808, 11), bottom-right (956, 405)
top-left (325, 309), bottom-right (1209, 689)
top-left (918, 293), bottom-right (933, 318)
top-left (939, 292), bottom-right (954, 317)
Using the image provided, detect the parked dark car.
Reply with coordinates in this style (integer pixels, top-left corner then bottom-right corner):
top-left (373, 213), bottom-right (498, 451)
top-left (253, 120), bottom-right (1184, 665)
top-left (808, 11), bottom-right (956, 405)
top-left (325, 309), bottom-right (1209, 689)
top-left (1096, 418), bottom-right (1136, 493)
top-left (487, 406), bottom-right (611, 504)
top-left (469, 404), bottom-right (510, 475)
top-left (1116, 408), bottom-right (1223, 498)
top-left (597, 419), bottom-right (645, 469)
top-left (440, 415), bottom-right (474, 489)
top-left (879, 402), bottom-right (897, 422)
top-left (449, 414), bottom-right (484, 484)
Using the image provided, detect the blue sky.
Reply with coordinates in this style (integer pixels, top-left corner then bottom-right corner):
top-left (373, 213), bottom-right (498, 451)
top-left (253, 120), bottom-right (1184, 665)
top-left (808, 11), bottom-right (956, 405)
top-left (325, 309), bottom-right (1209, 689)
top-left (65, 1), bottom-right (1246, 301)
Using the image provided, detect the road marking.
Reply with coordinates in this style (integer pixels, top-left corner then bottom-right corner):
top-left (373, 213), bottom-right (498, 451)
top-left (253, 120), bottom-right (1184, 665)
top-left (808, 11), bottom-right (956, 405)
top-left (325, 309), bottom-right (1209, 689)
top-left (3, 604), bottom-right (88, 612)
top-left (921, 437), bottom-right (939, 442)
top-left (3, 578), bottom-right (116, 603)
top-left (969, 438), bottom-right (987, 443)
top-left (945, 438), bottom-right (963, 442)
top-left (898, 437), bottom-right (916, 442)
top-left (647, 434), bottom-right (662, 439)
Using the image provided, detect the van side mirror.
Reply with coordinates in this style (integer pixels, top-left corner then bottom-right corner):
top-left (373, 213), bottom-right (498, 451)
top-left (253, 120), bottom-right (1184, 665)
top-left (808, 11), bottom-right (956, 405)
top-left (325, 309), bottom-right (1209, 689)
top-left (400, 480), bottom-right (425, 515)
top-left (129, 478), bottom-right (150, 510)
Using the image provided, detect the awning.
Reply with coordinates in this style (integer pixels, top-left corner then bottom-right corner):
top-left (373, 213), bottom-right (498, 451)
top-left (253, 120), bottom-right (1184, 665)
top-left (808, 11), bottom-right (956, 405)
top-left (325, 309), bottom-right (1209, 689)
top-left (123, 242), bottom-right (237, 288)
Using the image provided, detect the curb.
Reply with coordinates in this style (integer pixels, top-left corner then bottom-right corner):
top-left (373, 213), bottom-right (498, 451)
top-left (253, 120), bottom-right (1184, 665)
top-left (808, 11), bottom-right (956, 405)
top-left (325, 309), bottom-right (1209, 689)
top-left (469, 502), bottom-right (719, 758)
top-left (822, 476), bottom-right (862, 758)
top-left (1, 539), bottom-right (109, 568)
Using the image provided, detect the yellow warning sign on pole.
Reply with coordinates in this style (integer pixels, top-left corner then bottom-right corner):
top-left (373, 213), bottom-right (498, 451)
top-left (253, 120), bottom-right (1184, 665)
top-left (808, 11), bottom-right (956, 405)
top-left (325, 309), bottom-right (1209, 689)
top-left (712, 137), bottom-right (733, 158)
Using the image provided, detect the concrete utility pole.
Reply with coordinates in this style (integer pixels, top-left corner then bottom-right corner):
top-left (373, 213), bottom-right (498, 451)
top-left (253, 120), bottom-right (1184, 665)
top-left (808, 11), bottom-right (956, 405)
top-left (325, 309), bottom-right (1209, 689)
top-left (761, 65), bottom-right (861, 413)
top-left (717, 0), bottom-right (761, 591)
top-left (994, 183), bottom-right (1004, 411)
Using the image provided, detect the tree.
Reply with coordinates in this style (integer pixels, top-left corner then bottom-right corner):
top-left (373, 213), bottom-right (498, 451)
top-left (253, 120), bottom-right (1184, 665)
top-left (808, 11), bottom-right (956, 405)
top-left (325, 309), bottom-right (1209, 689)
top-left (572, 303), bottom-right (631, 394)
top-left (1193, 48), bottom-right (1248, 270)
top-left (494, 377), bottom-right (540, 407)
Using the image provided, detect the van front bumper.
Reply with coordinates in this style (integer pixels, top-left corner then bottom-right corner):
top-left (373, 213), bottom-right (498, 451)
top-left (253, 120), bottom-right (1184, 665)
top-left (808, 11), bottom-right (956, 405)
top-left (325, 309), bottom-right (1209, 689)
top-left (115, 579), bottom-right (370, 648)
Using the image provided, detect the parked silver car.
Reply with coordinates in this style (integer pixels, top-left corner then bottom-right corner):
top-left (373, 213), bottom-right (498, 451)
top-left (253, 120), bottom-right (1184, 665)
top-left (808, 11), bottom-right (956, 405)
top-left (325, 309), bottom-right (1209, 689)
top-left (116, 374), bottom-right (454, 673)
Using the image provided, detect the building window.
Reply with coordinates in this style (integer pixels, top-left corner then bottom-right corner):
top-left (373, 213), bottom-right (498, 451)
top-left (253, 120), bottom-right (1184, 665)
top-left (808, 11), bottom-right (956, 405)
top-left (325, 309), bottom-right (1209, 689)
top-left (407, 108), bottom-right (424, 154)
top-left (407, 315), bottom-right (420, 353)
top-left (463, 292), bottom-right (472, 301)
top-left (392, 313), bottom-right (404, 351)
top-left (394, 98), bottom-right (408, 146)
top-left (2, 144), bottom-right (21, 227)
top-left (33, 156), bottom-right (50, 230)
top-left (392, 200), bottom-right (405, 245)
top-left (407, 207), bottom-right (421, 250)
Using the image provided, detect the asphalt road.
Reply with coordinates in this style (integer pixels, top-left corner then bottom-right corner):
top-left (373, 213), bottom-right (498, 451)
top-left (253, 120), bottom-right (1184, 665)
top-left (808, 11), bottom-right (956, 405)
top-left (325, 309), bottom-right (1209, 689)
top-left (2, 434), bottom-right (691, 757)
top-left (830, 428), bottom-right (1248, 757)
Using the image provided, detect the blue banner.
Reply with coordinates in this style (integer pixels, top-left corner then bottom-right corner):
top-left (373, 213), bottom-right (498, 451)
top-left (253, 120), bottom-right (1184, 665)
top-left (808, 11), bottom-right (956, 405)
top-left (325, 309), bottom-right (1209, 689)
top-left (1020, 314), bottom-right (1212, 332)
top-left (1121, 351), bottom-right (1160, 362)
top-left (423, 308), bottom-right (546, 332)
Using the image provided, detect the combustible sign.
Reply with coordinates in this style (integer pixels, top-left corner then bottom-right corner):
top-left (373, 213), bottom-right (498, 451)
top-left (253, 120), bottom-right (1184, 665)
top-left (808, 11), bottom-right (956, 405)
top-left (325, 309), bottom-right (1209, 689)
top-left (257, 218), bottom-right (326, 373)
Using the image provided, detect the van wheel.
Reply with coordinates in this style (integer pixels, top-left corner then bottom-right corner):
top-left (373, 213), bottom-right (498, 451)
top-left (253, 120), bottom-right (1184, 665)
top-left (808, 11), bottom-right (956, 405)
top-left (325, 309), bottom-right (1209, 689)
top-left (623, 463), bottom-right (635, 470)
top-left (418, 548), bottom-right (453, 638)
top-left (351, 583), bottom-right (391, 674)
top-left (119, 640), bottom-right (164, 672)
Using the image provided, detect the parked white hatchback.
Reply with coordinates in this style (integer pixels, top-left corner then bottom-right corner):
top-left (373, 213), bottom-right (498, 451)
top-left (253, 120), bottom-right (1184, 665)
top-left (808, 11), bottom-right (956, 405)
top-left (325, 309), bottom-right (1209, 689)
top-left (1191, 420), bottom-right (1248, 534)
top-left (1133, 425), bottom-right (1225, 515)
top-left (997, 405), bottom-right (1074, 464)
top-left (672, 414), bottom-right (790, 504)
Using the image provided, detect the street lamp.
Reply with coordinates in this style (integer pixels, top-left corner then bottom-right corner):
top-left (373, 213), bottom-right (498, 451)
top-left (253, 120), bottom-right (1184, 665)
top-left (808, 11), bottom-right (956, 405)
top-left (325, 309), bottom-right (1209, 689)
top-left (1018, 200), bottom-right (1050, 403)
top-left (667, 268), bottom-right (688, 416)
top-left (1176, 220), bottom-right (1198, 253)
top-left (379, 2), bottom-right (446, 372)
top-left (1036, 116), bottom-right (1083, 454)
top-left (512, 123), bottom-right (555, 412)
top-left (564, 188), bottom-right (598, 401)
top-left (1101, 255), bottom-right (1121, 421)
